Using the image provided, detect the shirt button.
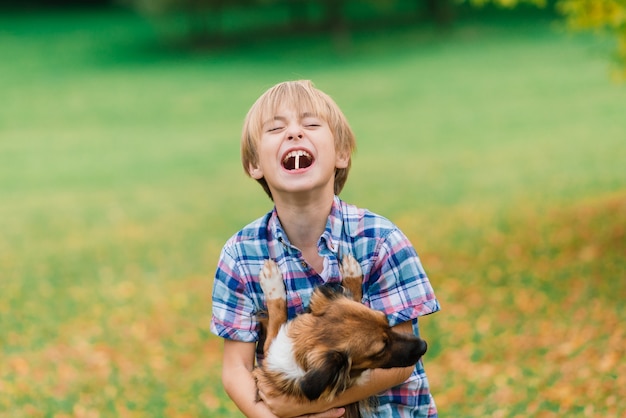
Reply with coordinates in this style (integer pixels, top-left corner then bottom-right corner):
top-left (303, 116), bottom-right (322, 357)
top-left (300, 261), bottom-right (308, 268)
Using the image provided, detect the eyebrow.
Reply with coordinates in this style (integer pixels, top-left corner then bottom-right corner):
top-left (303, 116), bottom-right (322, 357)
top-left (263, 115), bottom-right (286, 124)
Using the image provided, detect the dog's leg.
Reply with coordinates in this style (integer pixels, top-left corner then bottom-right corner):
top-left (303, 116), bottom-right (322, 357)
top-left (340, 254), bottom-right (365, 418)
top-left (259, 259), bottom-right (288, 355)
top-left (339, 254), bottom-right (363, 303)
top-left (339, 254), bottom-right (365, 418)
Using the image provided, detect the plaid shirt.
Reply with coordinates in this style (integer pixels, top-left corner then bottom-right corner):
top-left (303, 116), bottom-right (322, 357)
top-left (211, 196), bottom-right (440, 417)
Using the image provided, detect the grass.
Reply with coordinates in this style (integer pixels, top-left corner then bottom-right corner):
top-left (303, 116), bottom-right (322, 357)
top-left (1, 7), bottom-right (625, 417)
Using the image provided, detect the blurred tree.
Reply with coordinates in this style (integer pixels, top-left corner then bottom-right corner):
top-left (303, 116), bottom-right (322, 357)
top-left (463, 0), bottom-right (546, 7)
top-left (116, 0), bottom-right (219, 41)
top-left (116, 0), bottom-right (339, 44)
top-left (0, 0), bottom-right (111, 7)
top-left (118, 0), bottom-right (453, 46)
top-left (424, 0), bottom-right (455, 25)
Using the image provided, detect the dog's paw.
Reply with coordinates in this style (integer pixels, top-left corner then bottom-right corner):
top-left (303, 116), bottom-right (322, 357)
top-left (340, 254), bottom-right (362, 279)
top-left (259, 259), bottom-right (286, 301)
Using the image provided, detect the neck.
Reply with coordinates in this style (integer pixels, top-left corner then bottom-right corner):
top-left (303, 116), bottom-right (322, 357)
top-left (273, 192), bottom-right (335, 250)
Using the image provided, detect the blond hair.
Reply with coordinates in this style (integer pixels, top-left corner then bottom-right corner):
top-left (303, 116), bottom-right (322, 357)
top-left (241, 80), bottom-right (356, 200)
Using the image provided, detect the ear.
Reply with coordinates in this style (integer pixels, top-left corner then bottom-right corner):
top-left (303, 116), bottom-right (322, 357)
top-left (308, 285), bottom-right (343, 316)
top-left (248, 162), bottom-right (263, 180)
top-left (299, 350), bottom-right (351, 401)
top-left (335, 150), bottom-right (350, 169)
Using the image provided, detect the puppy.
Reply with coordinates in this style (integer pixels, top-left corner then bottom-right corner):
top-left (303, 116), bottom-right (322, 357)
top-left (253, 254), bottom-right (428, 418)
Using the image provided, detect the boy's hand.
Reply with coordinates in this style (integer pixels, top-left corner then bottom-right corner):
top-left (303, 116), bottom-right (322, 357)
top-left (257, 386), bottom-right (345, 418)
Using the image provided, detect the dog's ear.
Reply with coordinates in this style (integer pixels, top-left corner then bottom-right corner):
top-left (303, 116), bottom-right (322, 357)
top-left (299, 350), bottom-right (351, 401)
top-left (308, 284), bottom-right (344, 316)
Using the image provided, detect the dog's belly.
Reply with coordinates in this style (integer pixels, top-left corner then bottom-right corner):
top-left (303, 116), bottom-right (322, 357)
top-left (264, 324), bottom-right (305, 380)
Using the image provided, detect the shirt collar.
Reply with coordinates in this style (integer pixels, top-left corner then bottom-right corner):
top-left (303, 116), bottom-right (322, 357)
top-left (268, 196), bottom-right (344, 255)
top-left (320, 195), bottom-right (344, 254)
top-left (268, 209), bottom-right (289, 247)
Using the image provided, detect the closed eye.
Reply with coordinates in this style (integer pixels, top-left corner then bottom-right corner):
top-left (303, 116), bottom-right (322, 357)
top-left (302, 117), bottom-right (322, 128)
top-left (374, 338), bottom-right (389, 357)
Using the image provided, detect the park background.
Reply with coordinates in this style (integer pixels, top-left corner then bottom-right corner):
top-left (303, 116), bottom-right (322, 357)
top-left (1, 0), bottom-right (624, 417)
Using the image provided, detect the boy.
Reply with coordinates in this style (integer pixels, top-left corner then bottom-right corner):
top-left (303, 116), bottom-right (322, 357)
top-left (211, 80), bottom-right (440, 418)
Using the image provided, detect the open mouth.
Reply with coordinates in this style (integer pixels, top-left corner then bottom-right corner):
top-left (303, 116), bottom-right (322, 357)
top-left (282, 150), bottom-right (314, 170)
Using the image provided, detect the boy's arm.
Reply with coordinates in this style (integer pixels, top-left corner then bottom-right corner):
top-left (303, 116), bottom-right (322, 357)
top-left (222, 339), bottom-right (279, 418)
top-left (259, 321), bottom-right (417, 417)
top-left (222, 339), bottom-right (346, 418)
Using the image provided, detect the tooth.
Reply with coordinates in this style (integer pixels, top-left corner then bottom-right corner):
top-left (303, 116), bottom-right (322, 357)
top-left (284, 150), bottom-right (311, 169)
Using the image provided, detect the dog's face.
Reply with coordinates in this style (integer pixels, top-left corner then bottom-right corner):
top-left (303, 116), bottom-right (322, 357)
top-left (289, 285), bottom-right (428, 400)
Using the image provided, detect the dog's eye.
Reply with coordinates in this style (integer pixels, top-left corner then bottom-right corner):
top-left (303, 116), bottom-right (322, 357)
top-left (374, 338), bottom-right (389, 357)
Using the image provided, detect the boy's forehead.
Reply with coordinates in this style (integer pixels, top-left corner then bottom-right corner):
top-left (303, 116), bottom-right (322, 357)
top-left (263, 108), bottom-right (319, 121)
top-left (258, 101), bottom-right (325, 125)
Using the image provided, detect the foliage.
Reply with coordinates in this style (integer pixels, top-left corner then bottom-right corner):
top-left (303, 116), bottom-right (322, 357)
top-left (119, 0), bottom-right (626, 76)
top-left (463, 0), bottom-right (547, 8)
top-left (1, 9), bottom-right (625, 417)
top-left (462, 0), bottom-right (626, 77)
top-left (116, 0), bottom-right (442, 44)
top-left (557, 0), bottom-right (626, 77)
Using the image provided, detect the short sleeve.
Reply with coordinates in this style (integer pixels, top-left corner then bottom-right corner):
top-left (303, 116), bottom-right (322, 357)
top-left (366, 228), bottom-right (440, 327)
top-left (210, 245), bottom-right (260, 342)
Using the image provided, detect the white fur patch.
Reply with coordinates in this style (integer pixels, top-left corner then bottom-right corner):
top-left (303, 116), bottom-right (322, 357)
top-left (265, 324), bottom-right (305, 380)
top-left (259, 259), bottom-right (286, 301)
top-left (354, 369), bottom-right (372, 386)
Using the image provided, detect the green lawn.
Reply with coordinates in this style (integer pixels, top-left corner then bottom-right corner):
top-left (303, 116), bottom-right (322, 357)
top-left (0, 8), bottom-right (624, 417)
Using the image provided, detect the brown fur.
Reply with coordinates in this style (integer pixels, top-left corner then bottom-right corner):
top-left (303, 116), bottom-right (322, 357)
top-left (254, 255), bottom-right (427, 418)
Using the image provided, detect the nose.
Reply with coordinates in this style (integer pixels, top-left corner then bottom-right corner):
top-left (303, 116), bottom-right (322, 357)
top-left (286, 123), bottom-right (303, 140)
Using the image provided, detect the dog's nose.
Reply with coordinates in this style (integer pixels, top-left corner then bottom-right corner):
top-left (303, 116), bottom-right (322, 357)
top-left (415, 338), bottom-right (428, 357)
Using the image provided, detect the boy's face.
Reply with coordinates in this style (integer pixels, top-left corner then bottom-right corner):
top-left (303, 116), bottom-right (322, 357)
top-left (248, 106), bottom-right (349, 199)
